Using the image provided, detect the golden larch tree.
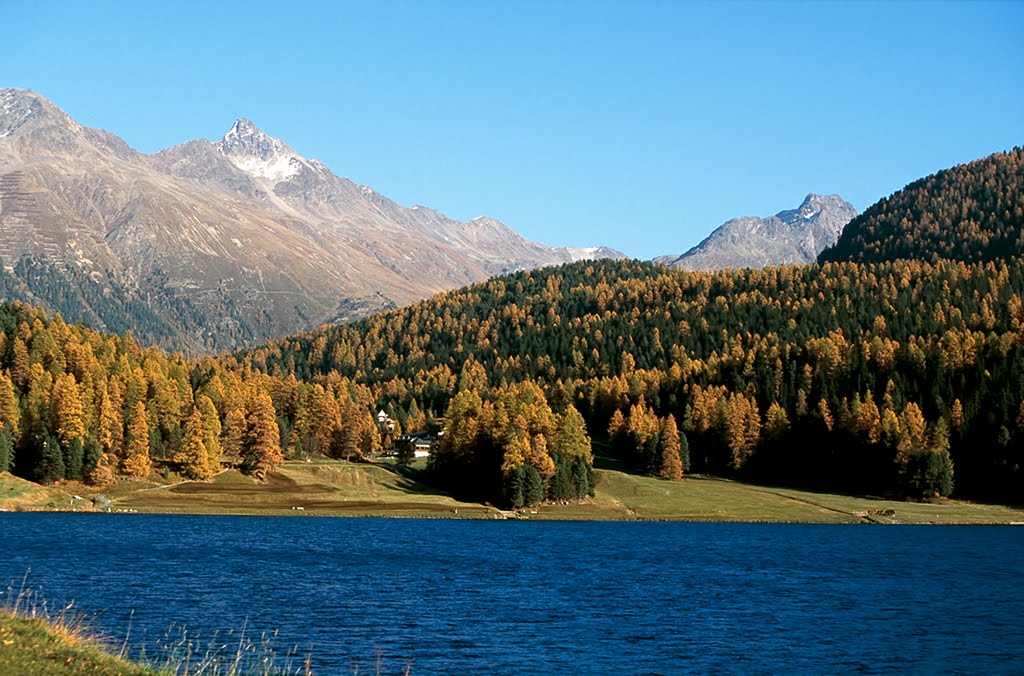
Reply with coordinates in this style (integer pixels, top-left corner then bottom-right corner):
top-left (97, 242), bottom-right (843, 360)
top-left (818, 398), bottom-right (834, 432)
top-left (658, 414), bottom-right (684, 481)
top-left (10, 338), bottom-right (30, 389)
top-left (175, 409), bottom-right (212, 481)
top-left (896, 401), bottom-right (928, 470)
top-left (526, 432), bottom-right (555, 481)
top-left (607, 408), bottom-right (627, 440)
top-left (361, 411), bottom-right (383, 457)
top-left (221, 406), bottom-right (247, 463)
top-left (98, 381), bottom-right (124, 460)
top-left (553, 405), bottom-right (592, 462)
top-left (122, 401), bottom-right (152, 479)
top-left (764, 402), bottom-right (790, 439)
top-left (950, 399), bottom-right (964, 429)
top-left (0, 372), bottom-right (21, 440)
top-left (196, 395), bottom-right (222, 472)
top-left (244, 391), bottom-right (283, 480)
top-left (51, 373), bottom-right (86, 447)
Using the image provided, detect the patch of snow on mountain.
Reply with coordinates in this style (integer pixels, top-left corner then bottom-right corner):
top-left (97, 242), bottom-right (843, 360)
top-left (0, 89), bottom-right (41, 137)
top-left (226, 152), bottom-right (299, 181)
top-left (216, 118), bottom-right (304, 182)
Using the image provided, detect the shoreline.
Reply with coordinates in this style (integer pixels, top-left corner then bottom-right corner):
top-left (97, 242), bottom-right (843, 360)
top-left (4, 508), bottom-right (1024, 525)
top-left (3, 465), bottom-right (1023, 525)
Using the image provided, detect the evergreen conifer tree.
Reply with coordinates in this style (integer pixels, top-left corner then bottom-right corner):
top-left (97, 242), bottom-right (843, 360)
top-left (0, 424), bottom-right (13, 473)
top-left (36, 435), bottom-right (65, 484)
top-left (571, 456), bottom-right (594, 497)
top-left (82, 438), bottom-right (102, 480)
top-left (678, 430), bottom-right (691, 473)
top-left (506, 466), bottom-right (525, 508)
top-left (63, 437), bottom-right (84, 480)
top-left (523, 464), bottom-right (544, 505)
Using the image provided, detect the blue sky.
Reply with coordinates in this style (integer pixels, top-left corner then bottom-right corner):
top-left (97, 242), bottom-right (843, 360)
top-left (4, 1), bottom-right (1022, 259)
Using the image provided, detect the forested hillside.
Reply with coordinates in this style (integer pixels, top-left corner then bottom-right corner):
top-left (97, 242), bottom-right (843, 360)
top-left (819, 147), bottom-right (1024, 264)
top-left (0, 256), bottom-right (203, 351)
top-left (0, 300), bottom-right (592, 509)
top-left (241, 254), bottom-right (1024, 502)
top-left (0, 302), bottom-right (389, 487)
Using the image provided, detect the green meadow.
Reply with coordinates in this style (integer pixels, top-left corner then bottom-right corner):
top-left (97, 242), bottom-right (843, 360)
top-left (5, 461), bottom-right (1021, 524)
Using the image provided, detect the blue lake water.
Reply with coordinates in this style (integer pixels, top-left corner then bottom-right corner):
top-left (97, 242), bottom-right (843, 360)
top-left (1, 514), bottom-right (1023, 674)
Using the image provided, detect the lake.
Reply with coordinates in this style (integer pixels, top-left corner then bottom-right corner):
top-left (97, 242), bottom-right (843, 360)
top-left (2, 514), bottom-right (1023, 674)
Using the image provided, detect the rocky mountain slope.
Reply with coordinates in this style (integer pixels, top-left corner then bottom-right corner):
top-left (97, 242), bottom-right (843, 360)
top-left (0, 88), bottom-right (621, 353)
top-left (655, 194), bottom-right (857, 271)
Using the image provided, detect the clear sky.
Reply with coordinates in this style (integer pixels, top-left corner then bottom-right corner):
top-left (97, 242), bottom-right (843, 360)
top-left (4, 1), bottom-right (1022, 259)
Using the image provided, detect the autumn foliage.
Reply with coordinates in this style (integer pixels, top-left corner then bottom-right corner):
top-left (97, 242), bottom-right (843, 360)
top-left (1, 147), bottom-right (1023, 505)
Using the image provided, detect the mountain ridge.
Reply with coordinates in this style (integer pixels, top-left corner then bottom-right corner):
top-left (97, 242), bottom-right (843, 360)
top-left (0, 88), bottom-right (623, 353)
top-left (656, 194), bottom-right (857, 270)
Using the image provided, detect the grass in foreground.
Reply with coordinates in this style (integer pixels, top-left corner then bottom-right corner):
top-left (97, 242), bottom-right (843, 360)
top-left (0, 610), bottom-right (153, 675)
top-left (0, 582), bottom-right (151, 676)
top-left (0, 581), bottom-right (317, 675)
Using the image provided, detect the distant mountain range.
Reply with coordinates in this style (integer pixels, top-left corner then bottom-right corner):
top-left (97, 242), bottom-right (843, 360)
top-left (655, 194), bottom-right (857, 270)
top-left (0, 89), bottom-right (622, 353)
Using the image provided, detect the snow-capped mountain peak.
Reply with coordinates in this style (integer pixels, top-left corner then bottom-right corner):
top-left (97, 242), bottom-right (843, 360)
top-left (217, 118), bottom-right (301, 182)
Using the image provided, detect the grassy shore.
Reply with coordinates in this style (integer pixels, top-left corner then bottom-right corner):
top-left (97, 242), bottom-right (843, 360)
top-left (0, 473), bottom-right (95, 513)
top-left (0, 605), bottom-right (151, 675)
top-left (0, 588), bottom-right (313, 676)
top-left (2, 462), bottom-right (1023, 524)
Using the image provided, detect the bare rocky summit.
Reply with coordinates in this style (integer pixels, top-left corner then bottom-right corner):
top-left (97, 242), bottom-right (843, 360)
top-left (0, 88), bottom-right (622, 353)
top-left (655, 194), bottom-right (858, 271)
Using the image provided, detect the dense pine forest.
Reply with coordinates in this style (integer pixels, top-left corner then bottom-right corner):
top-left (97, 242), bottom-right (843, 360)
top-left (1, 147), bottom-right (1022, 507)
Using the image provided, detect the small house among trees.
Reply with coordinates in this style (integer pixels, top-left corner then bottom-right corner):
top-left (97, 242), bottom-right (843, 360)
top-left (377, 410), bottom-right (395, 430)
